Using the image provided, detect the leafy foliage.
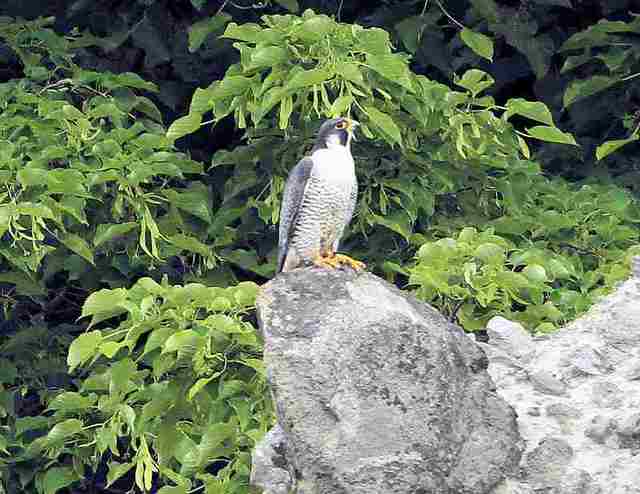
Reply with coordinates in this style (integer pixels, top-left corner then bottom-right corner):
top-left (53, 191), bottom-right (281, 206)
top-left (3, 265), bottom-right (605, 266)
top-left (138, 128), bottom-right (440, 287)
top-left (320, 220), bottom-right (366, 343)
top-left (0, 18), bottom-right (217, 290)
top-left (0, 3), bottom-right (639, 494)
top-left (558, 16), bottom-right (640, 160)
top-left (410, 181), bottom-right (640, 331)
top-left (5, 278), bottom-right (268, 493)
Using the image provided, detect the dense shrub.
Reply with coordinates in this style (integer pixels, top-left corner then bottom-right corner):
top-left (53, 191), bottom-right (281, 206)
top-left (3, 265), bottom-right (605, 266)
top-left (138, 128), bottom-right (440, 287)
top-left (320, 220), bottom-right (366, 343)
top-left (0, 3), bottom-right (639, 493)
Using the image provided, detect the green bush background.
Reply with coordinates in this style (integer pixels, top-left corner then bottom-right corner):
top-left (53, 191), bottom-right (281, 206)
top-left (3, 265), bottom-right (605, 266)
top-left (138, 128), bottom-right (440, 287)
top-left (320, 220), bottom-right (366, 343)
top-left (0, 1), bottom-right (638, 493)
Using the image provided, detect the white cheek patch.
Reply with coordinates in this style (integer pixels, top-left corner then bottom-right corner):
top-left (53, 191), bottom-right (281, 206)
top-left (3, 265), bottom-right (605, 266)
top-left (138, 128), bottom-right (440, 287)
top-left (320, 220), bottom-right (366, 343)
top-left (326, 133), bottom-right (342, 148)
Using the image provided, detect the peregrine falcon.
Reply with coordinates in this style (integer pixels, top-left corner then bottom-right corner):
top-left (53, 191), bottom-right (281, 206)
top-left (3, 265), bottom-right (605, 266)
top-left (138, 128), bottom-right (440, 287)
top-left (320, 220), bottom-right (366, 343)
top-left (277, 117), bottom-right (365, 273)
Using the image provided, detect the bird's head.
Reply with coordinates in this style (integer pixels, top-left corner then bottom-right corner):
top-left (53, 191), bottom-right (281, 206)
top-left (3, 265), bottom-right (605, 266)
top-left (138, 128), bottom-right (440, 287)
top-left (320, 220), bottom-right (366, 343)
top-left (312, 117), bottom-right (359, 151)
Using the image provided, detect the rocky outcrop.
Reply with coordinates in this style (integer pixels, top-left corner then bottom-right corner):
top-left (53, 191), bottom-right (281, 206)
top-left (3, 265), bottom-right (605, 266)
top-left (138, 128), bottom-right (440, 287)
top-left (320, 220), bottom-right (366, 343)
top-left (252, 268), bottom-right (522, 494)
top-left (487, 258), bottom-right (640, 494)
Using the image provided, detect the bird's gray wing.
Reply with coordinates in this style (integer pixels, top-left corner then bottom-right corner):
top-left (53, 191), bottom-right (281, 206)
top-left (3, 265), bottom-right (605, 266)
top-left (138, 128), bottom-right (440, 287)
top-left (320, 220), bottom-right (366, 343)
top-left (278, 156), bottom-right (314, 272)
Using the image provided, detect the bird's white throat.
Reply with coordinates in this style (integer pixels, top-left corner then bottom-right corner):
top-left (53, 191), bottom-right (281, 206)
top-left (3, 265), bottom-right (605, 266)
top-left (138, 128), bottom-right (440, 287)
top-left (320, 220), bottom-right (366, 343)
top-left (311, 145), bottom-right (355, 183)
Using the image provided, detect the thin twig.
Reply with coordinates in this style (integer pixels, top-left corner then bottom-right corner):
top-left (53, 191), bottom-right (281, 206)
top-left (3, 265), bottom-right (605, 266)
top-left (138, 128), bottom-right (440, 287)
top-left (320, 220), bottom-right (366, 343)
top-left (435, 0), bottom-right (465, 30)
top-left (216, 0), bottom-right (230, 15)
top-left (421, 0), bottom-right (430, 16)
top-left (621, 72), bottom-right (640, 82)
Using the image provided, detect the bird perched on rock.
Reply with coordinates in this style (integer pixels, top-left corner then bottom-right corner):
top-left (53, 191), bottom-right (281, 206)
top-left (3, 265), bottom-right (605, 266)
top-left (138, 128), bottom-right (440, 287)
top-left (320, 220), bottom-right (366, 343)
top-left (277, 117), bottom-right (365, 273)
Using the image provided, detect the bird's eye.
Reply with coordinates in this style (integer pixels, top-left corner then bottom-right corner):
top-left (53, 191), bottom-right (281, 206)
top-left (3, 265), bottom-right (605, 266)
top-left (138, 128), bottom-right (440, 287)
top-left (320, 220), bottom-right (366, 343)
top-left (335, 120), bottom-right (347, 130)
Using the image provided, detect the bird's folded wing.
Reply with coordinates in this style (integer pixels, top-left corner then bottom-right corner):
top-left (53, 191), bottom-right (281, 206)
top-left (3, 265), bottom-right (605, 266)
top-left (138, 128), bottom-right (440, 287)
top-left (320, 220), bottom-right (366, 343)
top-left (278, 156), bottom-right (314, 272)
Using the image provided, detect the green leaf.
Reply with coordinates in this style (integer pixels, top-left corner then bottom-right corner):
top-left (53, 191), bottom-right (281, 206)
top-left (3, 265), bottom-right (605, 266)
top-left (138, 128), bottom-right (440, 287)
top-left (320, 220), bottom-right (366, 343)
top-left (460, 28), bottom-right (494, 61)
top-left (395, 16), bottom-right (426, 54)
top-left (108, 72), bottom-right (158, 92)
top-left (233, 281), bottom-right (260, 306)
top-left (336, 62), bottom-right (366, 87)
top-left (210, 76), bottom-right (253, 100)
top-left (100, 341), bottom-right (124, 358)
top-left (16, 202), bottom-right (55, 219)
top-left (329, 95), bottom-right (353, 117)
top-left (474, 243), bottom-right (505, 263)
top-left (286, 67), bottom-right (333, 90)
top-left (563, 75), bottom-right (618, 108)
top-left (188, 14), bottom-right (231, 52)
top-left (223, 249), bottom-right (273, 277)
top-left (156, 486), bottom-right (188, 494)
top-left (505, 98), bottom-right (554, 126)
top-left (62, 104), bottom-right (85, 120)
top-left (60, 233), bottom-right (95, 265)
top-left (68, 331), bottom-right (103, 371)
top-left (455, 69), bottom-right (494, 97)
top-left (0, 360), bottom-right (17, 385)
top-left (40, 467), bottom-right (80, 494)
top-left (276, 93), bottom-right (291, 129)
top-left (248, 46), bottom-right (288, 69)
top-left (106, 462), bottom-right (135, 487)
top-left (94, 222), bottom-right (138, 247)
top-left (17, 167), bottom-right (48, 187)
top-left (0, 270), bottom-right (45, 296)
top-left (363, 105), bottom-right (402, 146)
top-left (523, 264), bottom-right (547, 283)
top-left (45, 419), bottom-right (84, 446)
top-left (163, 185), bottom-right (212, 223)
top-left (187, 375), bottom-right (218, 401)
top-left (366, 54), bottom-right (413, 91)
top-left (167, 234), bottom-right (212, 257)
top-left (357, 27), bottom-right (391, 55)
top-left (221, 22), bottom-right (264, 43)
top-left (15, 416), bottom-right (50, 437)
top-left (525, 126), bottom-right (578, 145)
top-left (517, 135), bottom-right (531, 159)
top-left (162, 330), bottom-right (204, 354)
top-left (596, 135), bottom-right (639, 161)
top-left (166, 113), bottom-right (202, 142)
top-left (81, 288), bottom-right (129, 327)
top-left (294, 15), bottom-right (335, 42)
top-left (47, 392), bottom-right (96, 412)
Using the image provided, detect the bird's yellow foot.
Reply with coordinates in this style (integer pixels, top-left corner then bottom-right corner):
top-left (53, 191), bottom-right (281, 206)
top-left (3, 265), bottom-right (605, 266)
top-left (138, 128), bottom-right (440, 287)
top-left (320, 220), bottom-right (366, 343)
top-left (312, 255), bottom-right (339, 270)
top-left (333, 253), bottom-right (366, 271)
top-left (313, 254), bottom-right (365, 271)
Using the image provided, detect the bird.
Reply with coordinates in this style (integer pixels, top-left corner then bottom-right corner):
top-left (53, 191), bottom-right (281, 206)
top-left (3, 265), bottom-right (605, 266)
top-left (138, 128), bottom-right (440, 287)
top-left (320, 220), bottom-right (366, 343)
top-left (277, 117), bottom-right (365, 273)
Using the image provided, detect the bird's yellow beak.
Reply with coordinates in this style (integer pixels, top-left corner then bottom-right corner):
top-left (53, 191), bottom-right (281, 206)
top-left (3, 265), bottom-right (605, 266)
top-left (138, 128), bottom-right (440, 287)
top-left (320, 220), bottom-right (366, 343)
top-left (346, 119), bottom-right (360, 141)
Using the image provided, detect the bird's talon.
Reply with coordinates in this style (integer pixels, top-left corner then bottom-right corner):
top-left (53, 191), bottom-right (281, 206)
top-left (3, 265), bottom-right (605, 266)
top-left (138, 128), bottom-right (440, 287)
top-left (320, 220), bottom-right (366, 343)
top-left (313, 253), bottom-right (365, 271)
top-left (312, 255), bottom-right (341, 270)
top-left (333, 254), bottom-right (366, 271)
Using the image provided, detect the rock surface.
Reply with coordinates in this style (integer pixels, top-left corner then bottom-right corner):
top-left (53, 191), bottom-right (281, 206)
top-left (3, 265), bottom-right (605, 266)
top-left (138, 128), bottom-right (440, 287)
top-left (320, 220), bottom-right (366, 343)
top-left (252, 268), bottom-right (522, 494)
top-left (487, 257), bottom-right (640, 494)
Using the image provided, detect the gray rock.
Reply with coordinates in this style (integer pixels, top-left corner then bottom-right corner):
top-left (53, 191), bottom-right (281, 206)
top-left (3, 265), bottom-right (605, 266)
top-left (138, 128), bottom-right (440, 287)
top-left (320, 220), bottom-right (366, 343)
top-left (632, 256), bottom-right (640, 277)
top-left (584, 415), bottom-right (617, 444)
top-left (617, 413), bottom-right (640, 449)
top-left (591, 381), bottom-right (623, 408)
top-left (486, 317), bottom-right (534, 360)
top-left (529, 370), bottom-right (566, 396)
top-left (566, 345), bottom-right (612, 376)
top-left (522, 436), bottom-right (573, 488)
top-left (527, 407), bottom-right (541, 417)
top-left (624, 360), bottom-right (640, 380)
top-left (250, 425), bottom-right (293, 494)
top-left (255, 268), bottom-right (522, 494)
top-left (487, 257), bottom-right (640, 494)
top-left (546, 403), bottom-right (581, 419)
top-left (562, 470), bottom-right (602, 494)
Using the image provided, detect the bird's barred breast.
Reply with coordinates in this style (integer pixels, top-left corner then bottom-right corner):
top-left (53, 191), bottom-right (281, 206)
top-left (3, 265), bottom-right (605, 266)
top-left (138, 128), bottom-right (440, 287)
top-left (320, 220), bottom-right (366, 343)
top-left (290, 147), bottom-right (356, 257)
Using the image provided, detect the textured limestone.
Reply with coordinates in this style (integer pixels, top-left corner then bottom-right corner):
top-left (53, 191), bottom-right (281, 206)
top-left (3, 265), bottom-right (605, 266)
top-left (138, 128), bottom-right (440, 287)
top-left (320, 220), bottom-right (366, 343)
top-left (253, 268), bottom-right (522, 494)
top-left (488, 257), bottom-right (640, 494)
